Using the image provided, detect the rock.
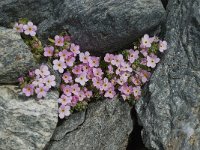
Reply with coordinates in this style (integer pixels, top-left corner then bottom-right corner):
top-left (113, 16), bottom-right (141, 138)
top-left (0, 85), bottom-right (58, 150)
top-left (0, 0), bottom-right (165, 53)
top-left (136, 0), bottom-right (200, 149)
top-left (47, 97), bottom-right (132, 150)
top-left (0, 27), bottom-right (37, 84)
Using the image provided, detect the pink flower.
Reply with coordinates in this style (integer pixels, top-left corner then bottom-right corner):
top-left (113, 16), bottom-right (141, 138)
top-left (121, 62), bottom-right (132, 72)
top-left (53, 59), bottom-right (66, 73)
top-left (65, 56), bottom-right (75, 67)
top-left (140, 49), bottom-right (148, 57)
top-left (18, 76), bottom-right (24, 83)
top-left (75, 73), bottom-right (88, 86)
top-left (121, 94), bottom-right (130, 101)
top-left (35, 84), bottom-right (49, 98)
top-left (101, 78), bottom-right (112, 91)
top-left (58, 105), bottom-right (71, 119)
top-left (59, 50), bottom-right (69, 60)
top-left (85, 90), bottom-right (93, 98)
top-left (63, 85), bottom-right (72, 96)
top-left (77, 91), bottom-right (86, 101)
top-left (119, 85), bottom-right (133, 95)
top-left (32, 77), bottom-right (44, 87)
top-left (147, 54), bottom-right (160, 68)
top-left (35, 65), bottom-right (50, 78)
top-left (71, 96), bottom-right (79, 107)
top-left (28, 70), bottom-right (35, 78)
top-left (86, 68), bottom-right (94, 79)
top-left (128, 49), bottom-right (139, 63)
top-left (72, 65), bottom-right (83, 75)
top-left (44, 46), bottom-right (54, 57)
top-left (131, 76), bottom-right (142, 86)
top-left (22, 84), bottom-right (34, 96)
top-left (137, 70), bottom-right (151, 83)
top-left (133, 86), bottom-right (141, 97)
top-left (71, 84), bottom-right (80, 95)
top-left (14, 23), bottom-right (23, 33)
top-left (79, 51), bottom-right (90, 63)
top-left (107, 65), bottom-right (114, 74)
top-left (55, 35), bottom-right (64, 47)
top-left (117, 78), bottom-right (126, 85)
top-left (70, 43), bottom-right (80, 56)
top-left (104, 87), bottom-right (116, 98)
top-left (92, 77), bottom-right (102, 89)
top-left (93, 68), bottom-right (103, 79)
top-left (23, 21), bottom-right (37, 36)
top-left (58, 94), bottom-right (72, 105)
top-left (159, 40), bottom-right (167, 52)
top-left (141, 34), bottom-right (152, 48)
top-left (88, 56), bottom-right (100, 67)
top-left (120, 72), bottom-right (131, 82)
top-left (62, 72), bottom-right (72, 83)
top-left (140, 58), bottom-right (147, 65)
top-left (111, 54), bottom-right (124, 66)
top-left (104, 53), bottom-right (114, 63)
top-left (44, 75), bottom-right (56, 88)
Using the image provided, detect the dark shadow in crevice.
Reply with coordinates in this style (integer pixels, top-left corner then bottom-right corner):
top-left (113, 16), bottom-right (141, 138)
top-left (161, 0), bottom-right (168, 9)
top-left (127, 107), bottom-right (148, 150)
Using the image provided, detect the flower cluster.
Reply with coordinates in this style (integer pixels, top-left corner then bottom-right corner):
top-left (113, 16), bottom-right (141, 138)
top-left (18, 65), bottom-right (56, 98)
top-left (15, 20), bottom-right (167, 119)
top-left (14, 21), bottom-right (37, 36)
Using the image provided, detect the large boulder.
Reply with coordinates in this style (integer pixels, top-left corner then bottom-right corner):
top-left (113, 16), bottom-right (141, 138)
top-left (136, 0), bottom-right (200, 149)
top-left (0, 0), bottom-right (165, 53)
top-left (47, 97), bottom-right (132, 150)
top-left (0, 85), bottom-right (58, 150)
top-left (0, 27), bottom-right (37, 84)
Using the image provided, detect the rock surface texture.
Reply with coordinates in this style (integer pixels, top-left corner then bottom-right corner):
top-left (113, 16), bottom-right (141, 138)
top-left (47, 98), bottom-right (132, 150)
top-left (0, 0), bottom-right (165, 53)
top-left (0, 86), bottom-right (58, 150)
top-left (136, 0), bottom-right (200, 149)
top-left (0, 27), bottom-right (37, 84)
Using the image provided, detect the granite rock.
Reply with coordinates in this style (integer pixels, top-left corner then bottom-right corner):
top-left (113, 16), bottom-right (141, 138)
top-left (47, 97), bottom-right (132, 150)
top-left (0, 85), bottom-right (58, 150)
top-left (0, 27), bottom-right (37, 84)
top-left (136, 0), bottom-right (200, 149)
top-left (0, 0), bottom-right (165, 53)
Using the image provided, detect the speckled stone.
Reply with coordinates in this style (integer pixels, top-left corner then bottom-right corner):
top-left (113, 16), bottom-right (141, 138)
top-left (47, 97), bottom-right (132, 150)
top-left (0, 27), bottom-right (37, 84)
top-left (0, 0), bottom-right (165, 53)
top-left (0, 85), bottom-right (58, 150)
top-left (136, 0), bottom-right (200, 149)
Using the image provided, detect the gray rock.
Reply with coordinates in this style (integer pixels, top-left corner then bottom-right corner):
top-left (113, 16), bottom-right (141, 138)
top-left (0, 27), bottom-right (37, 84)
top-left (0, 0), bottom-right (165, 53)
top-left (47, 97), bottom-right (132, 150)
top-left (0, 85), bottom-right (59, 150)
top-left (136, 0), bottom-right (200, 149)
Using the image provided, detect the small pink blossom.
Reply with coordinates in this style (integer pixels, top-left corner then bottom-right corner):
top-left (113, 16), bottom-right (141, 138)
top-left (14, 23), bottom-right (24, 33)
top-left (119, 85), bottom-right (133, 95)
top-left (104, 87), bottom-right (116, 98)
top-left (159, 40), bottom-right (167, 52)
top-left (18, 76), bottom-right (24, 83)
top-left (63, 85), bottom-right (72, 96)
top-left (121, 62), bottom-right (132, 72)
top-left (75, 73), bottom-right (88, 86)
top-left (93, 68), bottom-right (104, 79)
top-left (65, 56), bottom-right (75, 67)
top-left (86, 68), bottom-right (94, 79)
top-left (147, 54), bottom-right (160, 68)
top-left (22, 84), bottom-right (34, 97)
top-left (55, 35), bottom-right (64, 47)
top-left (121, 94), bottom-right (130, 101)
top-left (58, 105), bottom-right (71, 119)
top-left (35, 65), bottom-right (50, 78)
top-left (72, 65), bottom-right (83, 75)
top-left (71, 84), bottom-right (80, 95)
top-left (107, 65), bottom-right (114, 74)
top-left (62, 72), bottom-right (72, 84)
top-left (44, 75), bottom-right (56, 88)
top-left (79, 51), bottom-right (90, 63)
top-left (88, 56), bottom-right (100, 67)
top-left (53, 59), bottom-right (66, 73)
top-left (71, 96), bottom-right (79, 107)
top-left (85, 90), bottom-right (93, 98)
top-left (131, 76), bottom-right (142, 86)
top-left (140, 49), bottom-right (148, 57)
top-left (35, 84), bottom-right (49, 98)
top-left (101, 78), bottom-right (112, 91)
top-left (77, 91), bottom-right (86, 101)
top-left (92, 77), bottom-right (102, 89)
top-left (141, 34), bottom-right (152, 48)
top-left (104, 53), bottom-right (114, 63)
top-left (140, 58), bottom-right (147, 65)
top-left (120, 72), bottom-right (131, 82)
top-left (59, 50), bottom-right (69, 60)
top-left (137, 70), bottom-right (151, 83)
top-left (44, 46), bottom-right (54, 57)
top-left (23, 21), bottom-right (37, 36)
top-left (133, 86), bottom-right (141, 97)
top-left (32, 77), bottom-right (44, 87)
top-left (128, 49), bottom-right (139, 63)
top-left (70, 43), bottom-right (80, 56)
top-left (58, 94), bottom-right (72, 105)
top-left (111, 54), bottom-right (124, 66)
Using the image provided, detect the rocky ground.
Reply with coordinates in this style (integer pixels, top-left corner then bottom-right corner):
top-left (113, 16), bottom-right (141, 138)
top-left (0, 0), bottom-right (199, 150)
